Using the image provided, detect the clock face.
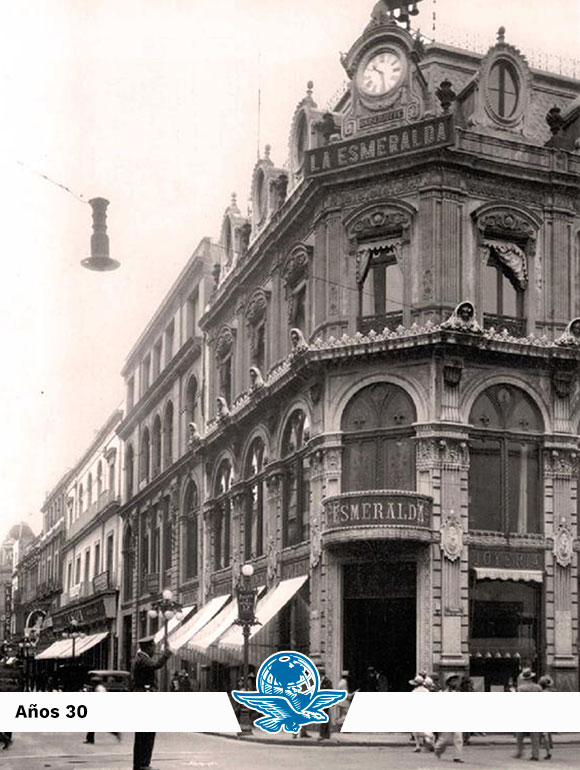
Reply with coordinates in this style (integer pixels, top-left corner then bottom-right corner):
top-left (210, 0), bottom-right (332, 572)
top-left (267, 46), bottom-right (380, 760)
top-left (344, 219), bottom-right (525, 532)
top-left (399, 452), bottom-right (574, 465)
top-left (359, 51), bottom-right (403, 96)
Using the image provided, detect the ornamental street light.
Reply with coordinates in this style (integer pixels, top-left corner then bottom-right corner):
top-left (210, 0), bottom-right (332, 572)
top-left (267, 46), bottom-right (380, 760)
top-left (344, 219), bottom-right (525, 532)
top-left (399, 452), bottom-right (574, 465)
top-left (148, 588), bottom-right (183, 691)
top-left (235, 563), bottom-right (260, 734)
top-left (18, 631), bottom-right (39, 691)
top-left (61, 619), bottom-right (86, 665)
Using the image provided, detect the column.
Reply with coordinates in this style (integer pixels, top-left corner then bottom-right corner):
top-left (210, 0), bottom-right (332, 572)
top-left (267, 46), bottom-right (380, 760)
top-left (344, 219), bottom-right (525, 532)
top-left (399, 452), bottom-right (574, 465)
top-left (265, 470), bottom-right (284, 588)
top-left (544, 448), bottom-right (578, 691)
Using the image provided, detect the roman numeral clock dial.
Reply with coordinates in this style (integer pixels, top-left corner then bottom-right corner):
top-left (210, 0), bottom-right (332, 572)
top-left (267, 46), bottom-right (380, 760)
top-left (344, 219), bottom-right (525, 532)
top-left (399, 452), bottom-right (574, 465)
top-left (359, 51), bottom-right (403, 97)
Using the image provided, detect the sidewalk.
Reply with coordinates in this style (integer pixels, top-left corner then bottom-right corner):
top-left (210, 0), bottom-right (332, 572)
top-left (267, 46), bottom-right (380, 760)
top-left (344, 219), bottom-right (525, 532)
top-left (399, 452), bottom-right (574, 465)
top-left (210, 731), bottom-right (580, 748)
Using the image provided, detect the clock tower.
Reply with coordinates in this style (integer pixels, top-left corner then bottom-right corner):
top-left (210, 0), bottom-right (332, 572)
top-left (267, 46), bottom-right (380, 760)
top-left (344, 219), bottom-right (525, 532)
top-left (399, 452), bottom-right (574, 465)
top-left (340, 1), bottom-right (431, 137)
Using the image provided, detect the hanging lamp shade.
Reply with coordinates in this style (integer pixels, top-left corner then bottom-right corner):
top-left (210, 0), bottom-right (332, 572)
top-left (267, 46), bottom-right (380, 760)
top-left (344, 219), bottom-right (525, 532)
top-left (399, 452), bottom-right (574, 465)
top-left (81, 197), bottom-right (120, 271)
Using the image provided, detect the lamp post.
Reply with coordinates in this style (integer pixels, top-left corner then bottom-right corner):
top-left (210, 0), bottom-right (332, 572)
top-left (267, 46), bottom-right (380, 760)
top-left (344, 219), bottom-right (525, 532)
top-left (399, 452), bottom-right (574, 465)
top-left (18, 631), bottom-right (38, 691)
top-left (148, 588), bottom-right (183, 691)
top-left (61, 619), bottom-right (86, 665)
top-left (235, 564), bottom-right (260, 734)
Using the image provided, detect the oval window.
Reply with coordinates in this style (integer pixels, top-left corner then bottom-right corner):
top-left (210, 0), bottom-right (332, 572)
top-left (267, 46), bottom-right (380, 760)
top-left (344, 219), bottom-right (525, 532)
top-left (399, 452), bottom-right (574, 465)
top-left (489, 60), bottom-right (520, 119)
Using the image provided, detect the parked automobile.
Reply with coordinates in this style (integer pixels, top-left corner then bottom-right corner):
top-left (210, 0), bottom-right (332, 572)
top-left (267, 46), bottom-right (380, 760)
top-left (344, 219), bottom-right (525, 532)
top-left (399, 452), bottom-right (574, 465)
top-left (87, 669), bottom-right (131, 692)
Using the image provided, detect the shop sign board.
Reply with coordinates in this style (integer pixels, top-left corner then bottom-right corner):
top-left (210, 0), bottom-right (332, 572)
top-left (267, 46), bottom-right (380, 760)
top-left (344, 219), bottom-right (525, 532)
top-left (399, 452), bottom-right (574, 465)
top-left (470, 547), bottom-right (544, 571)
top-left (323, 492), bottom-right (432, 530)
top-left (305, 114), bottom-right (454, 177)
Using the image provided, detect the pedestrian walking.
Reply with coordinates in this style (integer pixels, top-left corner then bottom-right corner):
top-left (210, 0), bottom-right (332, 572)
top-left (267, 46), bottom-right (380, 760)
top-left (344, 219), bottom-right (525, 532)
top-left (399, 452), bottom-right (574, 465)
top-left (514, 668), bottom-right (542, 761)
top-left (538, 675), bottom-right (555, 760)
top-left (0, 732), bottom-right (12, 750)
top-left (83, 676), bottom-right (121, 744)
top-left (132, 635), bottom-right (172, 770)
top-left (434, 674), bottom-right (464, 763)
top-left (409, 675), bottom-right (433, 753)
top-left (317, 667), bottom-right (334, 741)
top-left (336, 670), bottom-right (351, 728)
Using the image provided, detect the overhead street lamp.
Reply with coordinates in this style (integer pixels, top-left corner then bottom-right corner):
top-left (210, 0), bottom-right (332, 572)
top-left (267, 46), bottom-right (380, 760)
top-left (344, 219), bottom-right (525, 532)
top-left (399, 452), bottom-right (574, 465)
top-left (235, 564), bottom-right (260, 734)
top-left (148, 588), bottom-right (183, 691)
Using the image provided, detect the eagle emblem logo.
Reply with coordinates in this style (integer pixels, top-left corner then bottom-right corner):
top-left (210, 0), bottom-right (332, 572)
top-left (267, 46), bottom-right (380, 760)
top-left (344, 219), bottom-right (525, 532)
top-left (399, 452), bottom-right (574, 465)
top-left (232, 651), bottom-right (346, 734)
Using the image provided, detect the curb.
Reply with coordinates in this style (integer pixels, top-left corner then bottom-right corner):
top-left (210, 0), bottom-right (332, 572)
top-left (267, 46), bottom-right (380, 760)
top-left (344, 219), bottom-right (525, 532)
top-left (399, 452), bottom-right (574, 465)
top-left (206, 733), bottom-right (580, 749)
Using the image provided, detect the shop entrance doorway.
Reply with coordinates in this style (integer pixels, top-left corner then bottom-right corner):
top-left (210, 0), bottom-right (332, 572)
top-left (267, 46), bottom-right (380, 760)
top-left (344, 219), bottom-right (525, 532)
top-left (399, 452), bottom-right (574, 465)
top-left (343, 561), bottom-right (416, 692)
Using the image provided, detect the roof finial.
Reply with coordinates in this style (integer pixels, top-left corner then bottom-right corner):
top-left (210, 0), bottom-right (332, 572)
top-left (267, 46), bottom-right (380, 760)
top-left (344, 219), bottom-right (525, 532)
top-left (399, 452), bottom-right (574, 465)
top-left (306, 80), bottom-right (314, 98)
top-left (231, 192), bottom-right (237, 207)
top-left (264, 144), bottom-right (271, 160)
top-left (497, 26), bottom-right (506, 43)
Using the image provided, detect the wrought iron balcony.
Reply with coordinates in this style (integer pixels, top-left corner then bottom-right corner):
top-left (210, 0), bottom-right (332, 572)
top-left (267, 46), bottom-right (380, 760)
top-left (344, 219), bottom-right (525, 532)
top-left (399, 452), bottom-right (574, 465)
top-left (483, 313), bottom-right (526, 338)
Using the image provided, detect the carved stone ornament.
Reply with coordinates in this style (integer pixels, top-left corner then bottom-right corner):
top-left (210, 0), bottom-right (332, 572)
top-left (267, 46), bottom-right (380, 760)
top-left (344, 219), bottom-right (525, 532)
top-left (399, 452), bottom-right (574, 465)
top-left (441, 301), bottom-right (483, 333)
top-left (245, 289), bottom-right (268, 325)
top-left (416, 438), bottom-right (469, 471)
top-left (215, 326), bottom-right (235, 360)
top-left (281, 244), bottom-right (310, 289)
top-left (555, 318), bottom-right (580, 348)
top-left (552, 370), bottom-right (575, 399)
top-left (231, 551), bottom-right (241, 590)
top-left (443, 359), bottom-right (463, 388)
top-left (266, 536), bottom-right (280, 588)
top-left (203, 561), bottom-right (212, 600)
top-left (346, 205), bottom-right (413, 245)
top-left (553, 521), bottom-right (574, 568)
top-left (440, 511), bottom-right (463, 562)
top-left (475, 208), bottom-right (537, 254)
top-left (544, 449), bottom-right (579, 479)
top-left (310, 517), bottom-right (322, 570)
top-left (483, 239), bottom-right (528, 289)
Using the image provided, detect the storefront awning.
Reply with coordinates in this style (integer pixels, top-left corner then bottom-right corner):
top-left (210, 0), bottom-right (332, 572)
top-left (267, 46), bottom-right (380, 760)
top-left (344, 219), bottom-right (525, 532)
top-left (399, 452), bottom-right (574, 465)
top-left (35, 639), bottom-right (72, 660)
top-left (153, 605), bottom-right (196, 645)
top-left (218, 575), bottom-right (308, 652)
top-left (188, 587), bottom-right (265, 653)
top-left (168, 595), bottom-right (230, 652)
top-left (473, 567), bottom-right (544, 583)
top-left (59, 632), bottom-right (109, 658)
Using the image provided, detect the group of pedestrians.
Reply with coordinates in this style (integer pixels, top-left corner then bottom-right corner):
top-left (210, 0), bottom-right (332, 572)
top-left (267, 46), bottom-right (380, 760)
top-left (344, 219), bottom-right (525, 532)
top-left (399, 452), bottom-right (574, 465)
top-left (408, 666), bottom-right (557, 763)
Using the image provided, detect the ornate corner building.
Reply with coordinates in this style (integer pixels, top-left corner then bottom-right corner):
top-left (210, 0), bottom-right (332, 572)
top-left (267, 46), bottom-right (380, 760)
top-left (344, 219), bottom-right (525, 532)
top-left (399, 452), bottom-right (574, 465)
top-left (194, 3), bottom-right (580, 692)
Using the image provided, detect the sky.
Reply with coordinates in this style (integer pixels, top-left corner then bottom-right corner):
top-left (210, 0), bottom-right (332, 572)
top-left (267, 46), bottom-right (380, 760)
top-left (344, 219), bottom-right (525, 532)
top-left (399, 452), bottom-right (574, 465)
top-left (0, 0), bottom-right (578, 537)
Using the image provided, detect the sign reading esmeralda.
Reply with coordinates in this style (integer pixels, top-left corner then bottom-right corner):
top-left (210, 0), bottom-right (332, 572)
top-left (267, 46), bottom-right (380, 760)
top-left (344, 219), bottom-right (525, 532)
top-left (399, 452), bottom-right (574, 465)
top-left (324, 491), bottom-right (432, 529)
top-left (305, 114), bottom-right (453, 176)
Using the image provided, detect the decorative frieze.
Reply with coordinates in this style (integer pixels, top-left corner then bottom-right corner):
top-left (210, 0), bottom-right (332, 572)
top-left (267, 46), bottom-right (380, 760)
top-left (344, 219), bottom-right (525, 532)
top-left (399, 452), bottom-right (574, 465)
top-left (416, 438), bottom-right (469, 471)
top-left (543, 449), bottom-right (578, 479)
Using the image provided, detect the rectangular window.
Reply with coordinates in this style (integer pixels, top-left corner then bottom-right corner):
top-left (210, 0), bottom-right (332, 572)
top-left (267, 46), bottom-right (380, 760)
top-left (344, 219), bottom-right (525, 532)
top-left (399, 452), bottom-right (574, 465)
top-left (186, 291), bottom-right (199, 338)
top-left (94, 542), bottom-right (101, 577)
top-left (67, 562), bottom-right (72, 591)
top-left (508, 441), bottom-right (541, 534)
top-left (164, 321), bottom-right (175, 367)
top-left (185, 516), bottom-right (198, 579)
top-left (142, 355), bottom-right (151, 393)
top-left (253, 323), bottom-right (266, 373)
top-left (84, 549), bottom-right (91, 584)
top-left (127, 377), bottom-right (135, 411)
top-left (469, 438), bottom-right (502, 531)
top-left (219, 357), bottom-right (232, 407)
top-left (153, 340), bottom-right (162, 379)
top-left (106, 533), bottom-right (114, 575)
top-left (75, 556), bottom-right (81, 585)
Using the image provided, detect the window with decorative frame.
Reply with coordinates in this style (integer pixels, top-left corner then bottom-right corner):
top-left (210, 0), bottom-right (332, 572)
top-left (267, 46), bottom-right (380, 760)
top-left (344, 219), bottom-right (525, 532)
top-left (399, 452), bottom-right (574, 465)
top-left (152, 415), bottom-right (162, 476)
top-left (213, 459), bottom-right (233, 570)
top-left (246, 290), bottom-right (269, 375)
top-left (125, 444), bottom-right (134, 499)
top-left (282, 410), bottom-right (311, 547)
top-left (341, 382), bottom-right (416, 492)
top-left (183, 481), bottom-right (199, 580)
top-left (215, 327), bottom-right (235, 408)
top-left (163, 401), bottom-right (174, 468)
top-left (140, 428), bottom-right (151, 483)
top-left (468, 384), bottom-right (543, 535)
top-left (244, 437), bottom-right (267, 560)
top-left (282, 245), bottom-right (311, 338)
top-left (122, 523), bottom-right (133, 600)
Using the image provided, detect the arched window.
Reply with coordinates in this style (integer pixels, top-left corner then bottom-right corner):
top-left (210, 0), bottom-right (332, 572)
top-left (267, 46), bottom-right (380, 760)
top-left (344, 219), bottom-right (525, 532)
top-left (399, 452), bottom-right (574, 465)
top-left (140, 428), bottom-right (150, 483)
top-left (213, 459), bottom-right (233, 570)
top-left (483, 246), bottom-right (524, 321)
top-left (163, 401), bottom-right (174, 468)
top-left (87, 473), bottom-right (93, 507)
top-left (96, 461), bottom-right (103, 498)
top-left (122, 523), bottom-right (134, 601)
top-left (469, 384), bottom-right (543, 534)
top-left (125, 444), bottom-right (134, 499)
top-left (282, 410), bottom-right (311, 547)
top-left (183, 481), bottom-right (199, 580)
top-left (244, 437), bottom-right (267, 560)
top-left (151, 416), bottom-right (162, 476)
top-left (341, 383), bottom-right (416, 492)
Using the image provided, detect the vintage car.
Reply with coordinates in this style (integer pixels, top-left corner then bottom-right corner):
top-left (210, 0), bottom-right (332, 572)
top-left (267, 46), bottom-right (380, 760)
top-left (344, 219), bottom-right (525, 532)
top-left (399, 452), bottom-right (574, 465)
top-left (87, 669), bottom-right (132, 692)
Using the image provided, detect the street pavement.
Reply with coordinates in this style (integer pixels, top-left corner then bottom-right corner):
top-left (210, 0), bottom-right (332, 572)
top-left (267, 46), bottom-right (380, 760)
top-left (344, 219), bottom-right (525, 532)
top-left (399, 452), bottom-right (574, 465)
top-left (0, 732), bottom-right (579, 770)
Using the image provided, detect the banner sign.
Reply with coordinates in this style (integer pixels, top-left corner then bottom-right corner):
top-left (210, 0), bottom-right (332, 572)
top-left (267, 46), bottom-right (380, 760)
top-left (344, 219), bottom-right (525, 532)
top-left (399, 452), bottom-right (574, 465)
top-left (305, 114), bottom-right (454, 176)
top-left (470, 547), bottom-right (544, 571)
top-left (323, 492), bottom-right (432, 529)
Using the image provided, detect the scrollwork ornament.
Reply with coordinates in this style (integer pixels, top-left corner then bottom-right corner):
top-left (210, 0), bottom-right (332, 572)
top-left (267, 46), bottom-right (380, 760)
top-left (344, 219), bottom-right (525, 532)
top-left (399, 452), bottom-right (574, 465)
top-left (310, 517), bottom-right (322, 570)
top-left (440, 511), bottom-right (463, 562)
top-left (553, 521), bottom-right (574, 568)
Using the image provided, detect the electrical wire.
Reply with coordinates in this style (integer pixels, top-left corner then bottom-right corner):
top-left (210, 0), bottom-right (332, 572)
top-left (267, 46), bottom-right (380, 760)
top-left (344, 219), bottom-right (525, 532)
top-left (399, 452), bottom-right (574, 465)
top-left (16, 160), bottom-right (88, 204)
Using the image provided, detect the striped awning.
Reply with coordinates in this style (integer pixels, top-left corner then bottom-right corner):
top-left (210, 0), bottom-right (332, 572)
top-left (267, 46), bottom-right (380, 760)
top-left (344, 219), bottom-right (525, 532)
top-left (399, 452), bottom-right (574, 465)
top-left (473, 567), bottom-right (543, 583)
top-left (168, 595), bottom-right (230, 652)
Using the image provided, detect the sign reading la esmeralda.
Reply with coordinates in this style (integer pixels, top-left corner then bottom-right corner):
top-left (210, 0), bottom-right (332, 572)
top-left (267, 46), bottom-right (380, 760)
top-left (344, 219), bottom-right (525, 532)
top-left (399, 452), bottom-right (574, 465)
top-left (305, 114), bottom-right (454, 177)
top-left (323, 492), bottom-right (432, 529)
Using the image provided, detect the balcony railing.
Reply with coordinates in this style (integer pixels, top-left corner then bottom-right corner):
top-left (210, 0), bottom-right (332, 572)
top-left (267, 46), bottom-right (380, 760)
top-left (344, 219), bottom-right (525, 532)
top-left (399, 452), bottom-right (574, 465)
top-left (483, 313), bottom-right (526, 338)
top-left (68, 490), bottom-right (119, 539)
top-left (357, 311), bottom-right (403, 336)
top-left (60, 571), bottom-right (118, 606)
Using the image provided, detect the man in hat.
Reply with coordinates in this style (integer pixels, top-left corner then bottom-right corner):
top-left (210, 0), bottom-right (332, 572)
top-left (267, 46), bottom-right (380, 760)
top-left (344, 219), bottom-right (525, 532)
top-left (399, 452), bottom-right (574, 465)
top-left (132, 635), bottom-right (172, 770)
top-left (317, 667), bottom-right (334, 741)
top-left (539, 675), bottom-right (555, 760)
top-left (409, 675), bottom-right (433, 753)
top-left (434, 674), bottom-right (464, 763)
top-left (514, 668), bottom-right (542, 761)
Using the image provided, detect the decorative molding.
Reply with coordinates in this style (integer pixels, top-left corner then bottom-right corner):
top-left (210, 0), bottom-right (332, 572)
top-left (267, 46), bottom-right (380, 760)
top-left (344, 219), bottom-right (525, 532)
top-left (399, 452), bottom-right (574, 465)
top-left (266, 536), bottom-right (280, 588)
top-left (440, 511), bottom-right (464, 562)
top-left (543, 449), bottom-right (579, 479)
top-left (245, 288), bottom-right (269, 326)
top-left (416, 438), bottom-right (469, 471)
top-left (553, 521), bottom-right (575, 568)
top-left (281, 244), bottom-right (311, 289)
top-left (215, 325), bottom-right (235, 360)
top-left (555, 318), bottom-right (580, 348)
top-left (310, 516), bottom-right (322, 570)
